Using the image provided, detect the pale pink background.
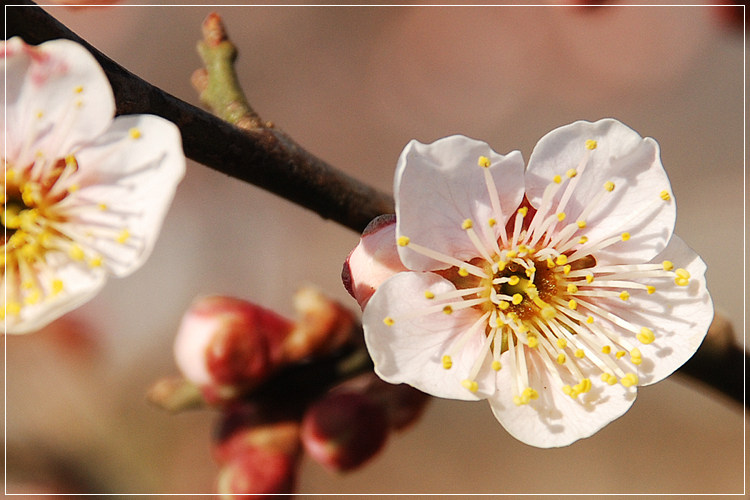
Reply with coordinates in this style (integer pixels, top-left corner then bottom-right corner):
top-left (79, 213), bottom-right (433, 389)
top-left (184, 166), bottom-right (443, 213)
top-left (6, 2), bottom-right (745, 495)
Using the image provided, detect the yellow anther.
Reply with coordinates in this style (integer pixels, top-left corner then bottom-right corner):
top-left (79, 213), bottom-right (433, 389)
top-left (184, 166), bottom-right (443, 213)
top-left (517, 207), bottom-right (528, 217)
top-left (604, 181), bottom-right (615, 192)
top-left (492, 360), bottom-right (502, 371)
top-left (512, 293), bottom-right (523, 305)
top-left (557, 212), bottom-right (566, 222)
top-left (567, 283), bottom-right (579, 294)
top-left (89, 256), bottom-right (103, 268)
top-left (383, 317), bottom-right (395, 326)
top-left (458, 267), bottom-right (469, 277)
top-left (397, 236), bottom-right (410, 247)
top-left (506, 249), bottom-right (518, 259)
top-left (621, 373), bottom-right (639, 388)
top-left (7, 302), bottom-right (22, 316)
top-left (540, 305), bottom-right (556, 320)
top-left (98, 203), bottom-right (108, 211)
top-left (52, 279), bottom-right (64, 295)
top-left (619, 291), bottom-right (630, 301)
top-left (563, 265), bottom-right (571, 275)
top-left (660, 190), bottom-right (671, 201)
top-left (601, 373), bottom-right (617, 385)
top-left (630, 348), bottom-right (643, 365)
top-left (637, 327), bottom-right (655, 344)
top-left (424, 290), bottom-right (435, 300)
top-left (566, 169), bottom-right (577, 178)
top-left (555, 254), bottom-right (568, 266)
top-left (601, 345), bottom-right (611, 354)
top-left (568, 299), bottom-right (578, 310)
top-left (74, 85), bottom-right (84, 93)
top-left (461, 379), bottom-right (479, 392)
top-left (442, 305), bottom-right (453, 315)
top-left (35, 110), bottom-right (44, 119)
top-left (488, 218), bottom-right (496, 227)
top-left (525, 266), bottom-right (536, 278)
top-left (527, 336), bottom-right (539, 348)
top-left (546, 257), bottom-right (555, 269)
top-left (116, 229), bottom-right (131, 244)
top-left (478, 156), bottom-right (491, 168)
top-left (621, 232), bottom-right (630, 241)
top-left (68, 183), bottom-right (80, 193)
top-left (556, 353), bottom-right (566, 365)
top-left (498, 301), bottom-right (510, 310)
top-left (508, 275), bottom-right (520, 286)
top-left (129, 127), bottom-right (142, 139)
top-left (646, 286), bottom-right (656, 294)
top-left (585, 139), bottom-right (598, 150)
top-left (575, 349), bottom-right (585, 358)
top-left (442, 355), bottom-right (453, 370)
top-left (462, 218), bottom-right (474, 230)
top-left (615, 350), bottom-right (626, 359)
top-left (69, 244), bottom-right (85, 261)
top-left (553, 174), bottom-right (562, 184)
top-left (674, 268), bottom-right (691, 287)
top-left (662, 260), bottom-right (674, 271)
top-left (585, 273), bottom-right (594, 283)
top-left (557, 338), bottom-right (568, 349)
top-left (496, 260), bottom-right (507, 272)
top-left (522, 387), bottom-right (539, 402)
top-left (562, 385), bottom-right (572, 396)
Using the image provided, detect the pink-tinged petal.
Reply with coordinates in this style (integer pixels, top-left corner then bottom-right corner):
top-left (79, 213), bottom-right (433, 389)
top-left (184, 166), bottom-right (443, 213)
top-left (526, 119), bottom-right (675, 265)
top-left (342, 215), bottom-right (407, 309)
top-left (3, 37), bottom-right (115, 167)
top-left (64, 114), bottom-right (185, 277)
top-left (4, 257), bottom-right (107, 335)
top-left (599, 235), bottom-right (712, 386)
top-left (363, 271), bottom-right (493, 400)
top-left (395, 136), bottom-right (525, 271)
top-left (488, 350), bottom-right (636, 448)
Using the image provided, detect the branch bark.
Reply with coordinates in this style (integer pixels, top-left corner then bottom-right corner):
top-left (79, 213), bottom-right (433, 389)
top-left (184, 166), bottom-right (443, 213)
top-left (6, 1), bottom-right (394, 234)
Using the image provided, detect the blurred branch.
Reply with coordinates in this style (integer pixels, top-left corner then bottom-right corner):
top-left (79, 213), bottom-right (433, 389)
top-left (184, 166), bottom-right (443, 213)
top-left (6, 1), bottom-right (394, 233)
top-left (677, 313), bottom-right (746, 406)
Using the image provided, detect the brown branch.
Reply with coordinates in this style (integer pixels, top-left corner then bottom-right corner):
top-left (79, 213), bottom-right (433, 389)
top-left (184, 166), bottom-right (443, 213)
top-left (6, 1), bottom-right (394, 234)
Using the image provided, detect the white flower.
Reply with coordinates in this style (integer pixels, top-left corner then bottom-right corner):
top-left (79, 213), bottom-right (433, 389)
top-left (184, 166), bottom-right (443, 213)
top-left (345, 119), bottom-right (713, 447)
top-left (2, 37), bottom-right (185, 334)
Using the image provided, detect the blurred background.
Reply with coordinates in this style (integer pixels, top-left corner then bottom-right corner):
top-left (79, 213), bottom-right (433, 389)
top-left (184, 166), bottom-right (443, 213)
top-left (6, 1), bottom-right (745, 495)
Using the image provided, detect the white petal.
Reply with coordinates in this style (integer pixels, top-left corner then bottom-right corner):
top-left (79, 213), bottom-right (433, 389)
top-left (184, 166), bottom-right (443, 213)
top-left (5, 257), bottom-right (106, 335)
top-left (3, 37), bottom-right (115, 167)
top-left (67, 114), bottom-right (185, 277)
top-left (488, 350), bottom-right (636, 448)
top-left (363, 271), bottom-right (493, 401)
top-left (394, 135), bottom-right (525, 271)
top-left (598, 234), bottom-right (713, 386)
top-left (526, 119), bottom-right (675, 265)
top-left (342, 215), bottom-right (407, 310)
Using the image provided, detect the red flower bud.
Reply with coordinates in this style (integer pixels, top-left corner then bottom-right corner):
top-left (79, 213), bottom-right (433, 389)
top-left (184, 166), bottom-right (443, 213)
top-left (301, 391), bottom-right (388, 472)
top-left (174, 296), bottom-right (293, 401)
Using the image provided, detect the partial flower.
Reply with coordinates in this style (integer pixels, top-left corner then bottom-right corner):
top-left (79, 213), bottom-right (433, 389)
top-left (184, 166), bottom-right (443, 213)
top-left (345, 119), bottom-right (713, 447)
top-left (2, 37), bottom-right (185, 334)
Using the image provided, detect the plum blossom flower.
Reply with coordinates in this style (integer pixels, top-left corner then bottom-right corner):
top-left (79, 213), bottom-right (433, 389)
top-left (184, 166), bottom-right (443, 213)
top-left (2, 37), bottom-right (185, 334)
top-left (344, 119), bottom-right (713, 447)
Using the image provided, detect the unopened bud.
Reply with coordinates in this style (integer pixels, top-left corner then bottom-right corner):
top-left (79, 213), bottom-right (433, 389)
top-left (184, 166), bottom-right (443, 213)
top-left (301, 391), bottom-right (388, 472)
top-left (174, 296), bottom-right (293, 402)
top-left (214, 406), bottom-right (301, 498)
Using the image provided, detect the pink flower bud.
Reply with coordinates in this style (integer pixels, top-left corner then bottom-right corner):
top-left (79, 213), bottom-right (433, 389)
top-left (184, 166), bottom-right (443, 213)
top-left (342, 214), bottom-right (407, 310)
top-left (174, 296), bottom-right (293, 401)
top-left (301, 391), bottom-right (388, 472)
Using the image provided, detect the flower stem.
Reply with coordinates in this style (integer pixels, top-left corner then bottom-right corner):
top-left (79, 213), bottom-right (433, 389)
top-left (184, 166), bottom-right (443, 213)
top-left (6, 2), bottom-right (394, 234)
